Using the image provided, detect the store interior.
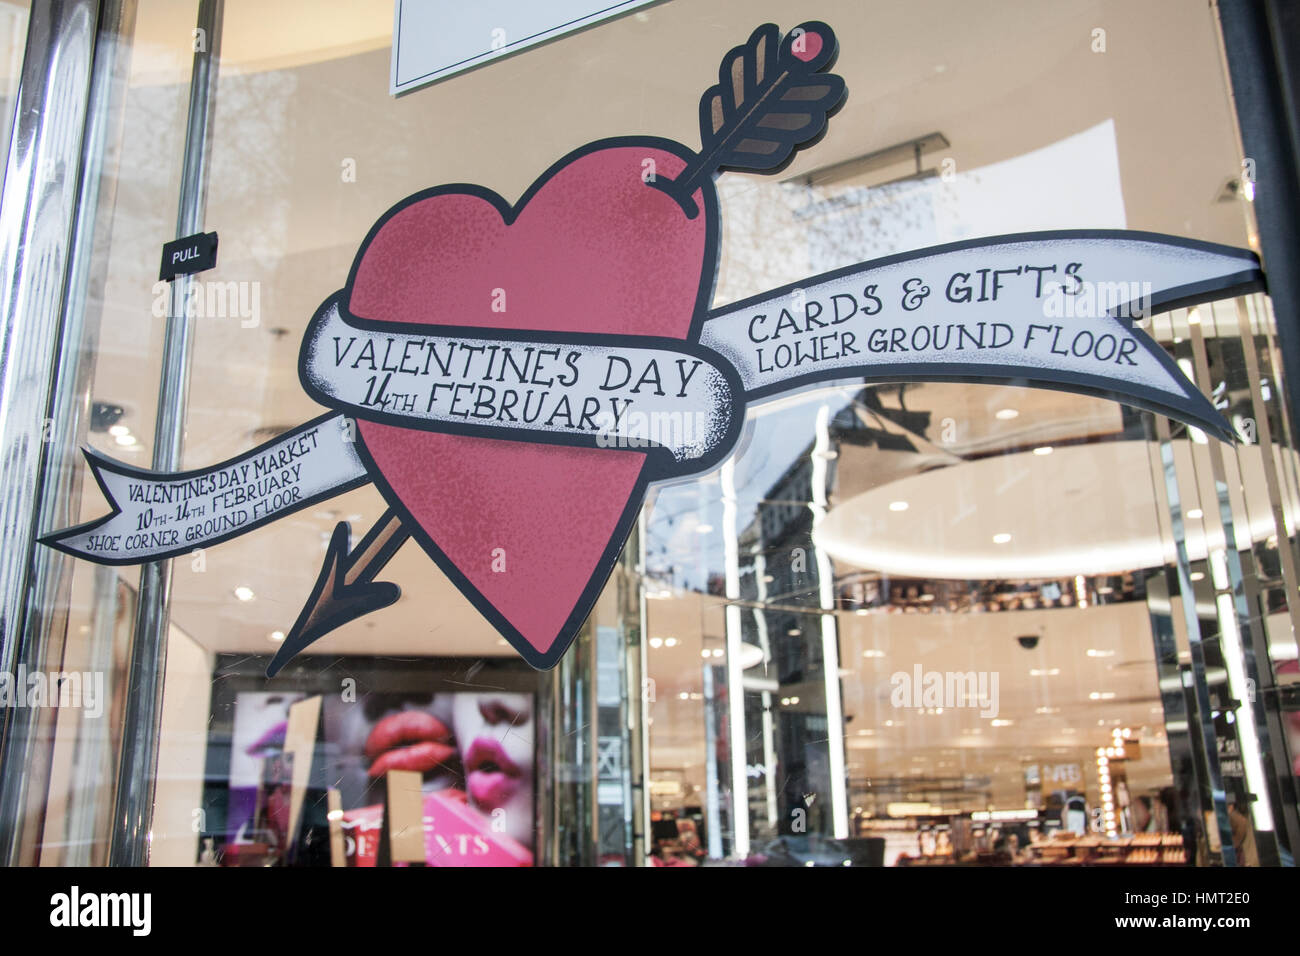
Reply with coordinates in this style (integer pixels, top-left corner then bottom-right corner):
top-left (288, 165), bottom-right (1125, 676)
top-left (16, 0), bottom-right (1300, 866)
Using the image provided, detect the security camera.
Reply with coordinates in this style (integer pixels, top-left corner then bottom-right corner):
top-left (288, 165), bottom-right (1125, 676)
top-left (1017, 635), bottom-right (1039, 650)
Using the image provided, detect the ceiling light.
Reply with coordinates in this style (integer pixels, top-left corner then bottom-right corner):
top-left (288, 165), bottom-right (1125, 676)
top-left (992, 533), bottom-right (1012, 544)
top-left (233, 586), bottom-right (255, 602)
top-left (114, 433), bottom-right (136, 446)
top-left (108, 424), bottom-right (130, 437)
top-left (1032, 445), bottom-right (1053, 456)
top-left (888, 500), bottom-right (909, 512)
top-left (664, 637), bottom-right (678, 648)
top-left (1086, 649), bottom-right (1115, 658)
top-left (1187, 508), bottom-right (1203, 520)
top-left (995, 408), bottom-right (1019, 420)
top-left (1030, 668), bottom-right (1060, 677)
top-left (700, 649), bottom-right (711, 659)
top-left (991, 719), bottom-right (1013, 727)
top-left (711, 648), bottom-right (723, 658)
top-left (862, 649), bottom-right (884, 658)
top-left (1089, 691), bottom-right (1116, 700)
top-left (696, 524), bottom-right (714, 533)
top-left (787, 628), bottom-right (801, 636)
top-left (269, 631), bottom-right (285, 643)
top-left (649, 637), bottom-right (663, 648)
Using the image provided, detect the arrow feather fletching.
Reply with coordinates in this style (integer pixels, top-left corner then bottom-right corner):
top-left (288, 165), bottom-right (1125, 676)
top-left (653, 21), bottom-right (846, 214)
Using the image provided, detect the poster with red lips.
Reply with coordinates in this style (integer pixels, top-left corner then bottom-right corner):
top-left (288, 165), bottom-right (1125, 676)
top-left (43, 21), bottom-right (1262, 675)
top-left (324, 689), bottom-right (535, 867)
top-left (200, 651), bottom-right (539, 868)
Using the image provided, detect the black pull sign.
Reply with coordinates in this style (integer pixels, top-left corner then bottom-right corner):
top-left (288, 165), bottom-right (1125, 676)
top-left (159, 231), bottom-right (218, 281)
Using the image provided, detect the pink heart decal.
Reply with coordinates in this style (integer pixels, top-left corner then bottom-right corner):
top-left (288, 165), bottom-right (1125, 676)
top-left (346, 140), bottom-right (718, 667)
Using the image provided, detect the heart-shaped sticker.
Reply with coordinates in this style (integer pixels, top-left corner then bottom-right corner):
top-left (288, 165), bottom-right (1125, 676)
top-left (346, 140), bottom-right (720, 667)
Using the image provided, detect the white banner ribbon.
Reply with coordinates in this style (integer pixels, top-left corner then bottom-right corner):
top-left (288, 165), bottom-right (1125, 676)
top-left (299, 294), bottom-right (740, 468)
top-left (702, 230), bottom-right (1257, 440)
top-left (44, 230), bottom-right (1258, 563)
top-left (45, 415), bottom-right (368, 563)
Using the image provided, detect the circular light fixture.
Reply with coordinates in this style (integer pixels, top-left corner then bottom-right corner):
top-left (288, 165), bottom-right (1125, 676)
top-left (992, 533), bottom-right (1012, 544)
top-left (664, 637), bottom-right (678, 648)
top-left (888, 500), bottom-right (909, 512)
top-left (1186, 508), bottom-right (1203, 520)
top-left (995, 408), bottom-right (1020, 420)
top-left (269, 631), bottom-right (285, 643)
top-left (649, 637), bottom-right (663, 648)
top-left (1032, 446), bottom-right (1053, 456)
top-left (108, 424), bottom-right (130, 437)
top-left (233, 586), bottom-right (255, 602)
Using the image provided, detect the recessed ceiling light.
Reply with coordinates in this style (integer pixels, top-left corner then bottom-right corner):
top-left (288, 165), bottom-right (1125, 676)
top-left (787, 628), bottom-right (801, 636)
top-left (888, 500), bottom-right (909, 512)
top-left (995, 408), bottom-right (1019, 420)
top-left (991, 719), bottom-right (1013, 727)
top-left (114, 433), bottom-right (136, 446)
top-left (700, 649), bottom-right (711, 659)
top-left (992, 532), bottom-right (1012, 544)
top-left (1189, 571), bottom-right (1205, 581)
top-left (664, 637), bottom-right (678, 647)
top-left (1086, 648), bottom-right (1116, 657)
top-left (1186, 508), bottom-right (1203, 519)
top-left (269, 631), bottom-right (285, 643)
top-left (1032, 446), bottom-right (1053, 456)
top-left (862, 649), bottom-right (884, 658)
top-left (1089, 691), bottom-right (1116, 700)
top-left (711, 648), bottom-right (723, 658)
top-left (108, 424), bottom-right (129, 437)
top-left (1030, 668), bottom-right (1060, 677)
top-left (233, 586), bottom-right (255, 602)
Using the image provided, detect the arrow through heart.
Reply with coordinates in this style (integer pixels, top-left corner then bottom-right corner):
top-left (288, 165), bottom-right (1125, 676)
top-left (40, 21), bottom-right (1263, 674)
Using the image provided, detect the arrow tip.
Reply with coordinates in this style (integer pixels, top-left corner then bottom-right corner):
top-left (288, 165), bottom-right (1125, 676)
top-left (265, 520), bottom-right (401, 677)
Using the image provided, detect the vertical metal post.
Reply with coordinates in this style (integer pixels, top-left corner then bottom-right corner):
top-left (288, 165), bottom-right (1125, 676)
top-left (1216, 0), bottom-right (1300, 451)
top-left (0, 0), bottom-right (100, 865)
top-left (108, 0), bottom-right (222, 866)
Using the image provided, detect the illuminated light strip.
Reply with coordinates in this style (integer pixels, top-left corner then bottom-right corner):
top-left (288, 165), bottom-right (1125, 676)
top-left (1209, 549), bottom-right (1275, 831)
top-left (721, 457), bottom-right (750, 857)
top-left (812, 404), bottom-right (850, 839)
